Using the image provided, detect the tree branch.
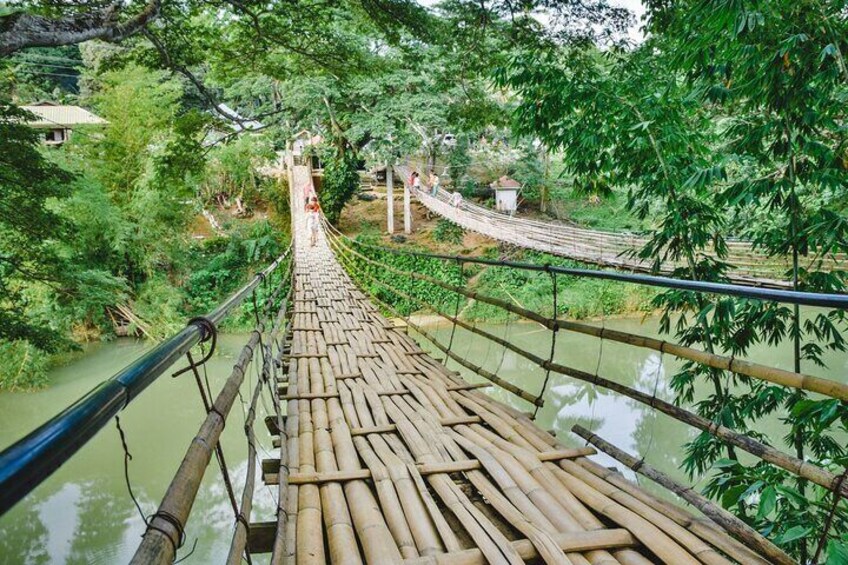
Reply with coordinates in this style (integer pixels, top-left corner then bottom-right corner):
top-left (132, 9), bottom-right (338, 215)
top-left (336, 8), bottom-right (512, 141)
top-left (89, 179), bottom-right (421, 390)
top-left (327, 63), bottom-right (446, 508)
top-left (0, 0), bottom-right (161, 56)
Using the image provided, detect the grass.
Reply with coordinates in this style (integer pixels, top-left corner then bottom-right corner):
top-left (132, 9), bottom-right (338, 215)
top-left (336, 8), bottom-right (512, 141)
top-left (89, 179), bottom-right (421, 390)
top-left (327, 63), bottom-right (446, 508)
top-left (539, 187), bottom-right (646, 232)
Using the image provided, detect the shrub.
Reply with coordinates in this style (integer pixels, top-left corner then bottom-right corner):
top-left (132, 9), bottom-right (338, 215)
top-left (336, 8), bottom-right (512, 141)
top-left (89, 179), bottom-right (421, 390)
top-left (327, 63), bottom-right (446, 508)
top-left (432, 219), bottom-right (465, 244)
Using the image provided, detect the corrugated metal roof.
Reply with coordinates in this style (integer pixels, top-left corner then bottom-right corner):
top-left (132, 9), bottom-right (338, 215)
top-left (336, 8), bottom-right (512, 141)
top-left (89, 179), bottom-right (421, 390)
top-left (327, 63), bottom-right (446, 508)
top-left (491, 175), bottom-right (522, 189)
top-left (20, 104), bottom-right (107, 127)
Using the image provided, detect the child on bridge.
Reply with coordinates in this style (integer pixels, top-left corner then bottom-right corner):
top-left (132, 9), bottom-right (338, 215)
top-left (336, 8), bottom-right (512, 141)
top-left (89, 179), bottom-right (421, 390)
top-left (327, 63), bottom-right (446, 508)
top-left (306, 195), bottom-right (320, 247)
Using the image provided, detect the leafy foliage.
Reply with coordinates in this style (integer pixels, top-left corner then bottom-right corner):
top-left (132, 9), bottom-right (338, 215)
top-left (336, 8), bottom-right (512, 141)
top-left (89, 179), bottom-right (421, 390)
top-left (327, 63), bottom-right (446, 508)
top-left (498, 2), bottom-right (848, 560)
top-left (432, 219), bottom-right (464, 245)
top-left (0, 103), bottom-right (72, 351)
top-left (319, 146), bottom-right (360, 224)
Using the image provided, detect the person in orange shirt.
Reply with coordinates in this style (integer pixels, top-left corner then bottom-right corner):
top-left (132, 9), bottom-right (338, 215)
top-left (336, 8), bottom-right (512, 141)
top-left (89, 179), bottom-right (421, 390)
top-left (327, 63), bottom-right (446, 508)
top-left (305, 195), bottom-right (320, 246)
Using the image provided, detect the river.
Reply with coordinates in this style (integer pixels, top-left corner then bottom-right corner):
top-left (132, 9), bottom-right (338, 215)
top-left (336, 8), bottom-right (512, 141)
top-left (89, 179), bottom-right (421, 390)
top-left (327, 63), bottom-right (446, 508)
top-left (1, 317), bottom-right (846, 563)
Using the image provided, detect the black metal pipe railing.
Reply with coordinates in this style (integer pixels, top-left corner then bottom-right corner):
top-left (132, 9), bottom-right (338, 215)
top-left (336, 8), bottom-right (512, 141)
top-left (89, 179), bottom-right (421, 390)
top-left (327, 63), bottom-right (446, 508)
top-left (329, 228), bottom-right (848, 309)
top-left (0, 247), bottom-right (291, 516)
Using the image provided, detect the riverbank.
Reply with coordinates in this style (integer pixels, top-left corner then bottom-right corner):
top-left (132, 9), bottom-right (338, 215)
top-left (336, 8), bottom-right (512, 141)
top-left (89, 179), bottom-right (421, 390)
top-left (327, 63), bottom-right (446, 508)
top-left (338, 196), bottom-right (658, 324)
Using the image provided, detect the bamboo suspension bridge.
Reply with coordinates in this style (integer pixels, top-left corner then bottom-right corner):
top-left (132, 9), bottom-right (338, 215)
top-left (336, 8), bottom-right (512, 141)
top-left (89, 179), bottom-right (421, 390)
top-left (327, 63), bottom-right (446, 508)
top-left (2, 164), bottom-right (848, 564)
top-left (403, 178), bottom-right (845, 289)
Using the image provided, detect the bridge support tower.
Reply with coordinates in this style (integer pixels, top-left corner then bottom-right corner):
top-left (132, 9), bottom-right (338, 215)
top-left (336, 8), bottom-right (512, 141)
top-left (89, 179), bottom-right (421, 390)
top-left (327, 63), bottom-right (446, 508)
top-left (386, 163), bottom-right (394, 233)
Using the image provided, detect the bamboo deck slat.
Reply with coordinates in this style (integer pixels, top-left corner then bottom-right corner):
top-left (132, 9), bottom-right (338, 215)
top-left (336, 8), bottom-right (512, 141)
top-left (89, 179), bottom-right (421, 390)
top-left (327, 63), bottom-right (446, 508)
top-left (269, 166), bottom-right (780, 564)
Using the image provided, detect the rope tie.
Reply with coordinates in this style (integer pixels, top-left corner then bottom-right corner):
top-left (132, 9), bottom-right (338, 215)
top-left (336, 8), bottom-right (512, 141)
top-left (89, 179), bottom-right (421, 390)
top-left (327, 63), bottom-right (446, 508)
top-left (173, 317), bottom-right (218, 379)
top-left (189, 316), bottom-right (217, 343)
top-left (534, 271), bottom-right (559, 419)
top-left (236, 512), bottom-right (251, 531)
top-left (207, 406), bottom-right (228, 428)
top-left (115, 416), bottom-right (147, 526)
top-left (147, 509), bottom-right (186, 553)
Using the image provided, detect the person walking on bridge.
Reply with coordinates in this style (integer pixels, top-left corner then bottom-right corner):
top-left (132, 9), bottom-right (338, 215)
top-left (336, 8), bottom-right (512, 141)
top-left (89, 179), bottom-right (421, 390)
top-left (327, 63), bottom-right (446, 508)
top-left (429, 171), bottom-right (440, 197)
top-left (306, 195), bottom-right (321, 247)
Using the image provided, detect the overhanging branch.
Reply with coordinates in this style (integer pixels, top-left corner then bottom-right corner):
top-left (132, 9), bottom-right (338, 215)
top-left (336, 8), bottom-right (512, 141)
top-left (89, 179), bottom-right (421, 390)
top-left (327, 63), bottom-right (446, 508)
top-left (0, 0), bottom-right (161, 56)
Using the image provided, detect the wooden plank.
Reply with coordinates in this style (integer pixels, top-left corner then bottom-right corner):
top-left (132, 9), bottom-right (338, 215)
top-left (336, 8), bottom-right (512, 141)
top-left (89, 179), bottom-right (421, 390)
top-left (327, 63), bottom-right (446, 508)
top-left (350, 416), bottom-right (482, 436)
top-left (403, 529), bottom-right (638, 565)
top-left (247, 521), bottom-right (277, 554)
top-left (264, 415), bottom-right (281, 436)
top-left (273, 448), bottom-right (598, 486)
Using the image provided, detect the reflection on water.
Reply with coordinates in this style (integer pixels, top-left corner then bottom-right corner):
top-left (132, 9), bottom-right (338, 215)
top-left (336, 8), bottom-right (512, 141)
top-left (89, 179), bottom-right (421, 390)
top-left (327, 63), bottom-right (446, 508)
top-left (413, 315), bottom-right (848, 504)
top-left (0, 335), bottom-right (278, 564)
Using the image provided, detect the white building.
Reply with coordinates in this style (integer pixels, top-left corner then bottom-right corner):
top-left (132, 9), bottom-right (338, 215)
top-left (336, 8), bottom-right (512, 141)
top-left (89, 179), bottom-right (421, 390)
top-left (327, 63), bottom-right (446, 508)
top-left (491, 176), bottom-right (522, 215)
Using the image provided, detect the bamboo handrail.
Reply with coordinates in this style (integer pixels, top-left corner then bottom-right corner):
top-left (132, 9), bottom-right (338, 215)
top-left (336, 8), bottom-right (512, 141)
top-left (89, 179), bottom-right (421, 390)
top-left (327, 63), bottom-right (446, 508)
top-left (328, 226), bottom-right (848, 500)
top-left (572, 425), bottom-right (795, 565)
top-left (329, 225), bottom-right (848, 402)
top-left (131, 257), bottom-right (294, 564)
top-left (226, 269), bottom-right (294, 564)
top-left (131, 329), bottom-right (266, 564)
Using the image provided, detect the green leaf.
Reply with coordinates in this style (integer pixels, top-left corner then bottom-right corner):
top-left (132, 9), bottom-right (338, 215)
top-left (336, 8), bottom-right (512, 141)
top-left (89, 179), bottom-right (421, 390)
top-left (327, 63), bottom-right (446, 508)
top-left (820, 44), bottom-right (838, 63)
top-left (757, 486), bottom-right (776, 519)
top-left (721, 484), bottom-right (748, 509)
top-left (774, 525), bottom-right (812, 544)
top-left (825, 540), bottom-right (848, 565)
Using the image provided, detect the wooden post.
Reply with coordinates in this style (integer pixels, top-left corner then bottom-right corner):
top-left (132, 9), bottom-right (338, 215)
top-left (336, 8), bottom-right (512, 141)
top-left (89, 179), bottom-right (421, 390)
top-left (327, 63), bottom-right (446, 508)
top-left (386, 163), bottom-right (394, 234)
top-left (403, 182), bottom-right (412, 234)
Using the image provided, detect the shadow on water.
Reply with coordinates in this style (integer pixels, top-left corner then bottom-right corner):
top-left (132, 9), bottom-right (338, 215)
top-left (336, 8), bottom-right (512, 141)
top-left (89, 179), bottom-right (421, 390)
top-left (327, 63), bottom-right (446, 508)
top-left (0, 335), bottom-right (278, 565)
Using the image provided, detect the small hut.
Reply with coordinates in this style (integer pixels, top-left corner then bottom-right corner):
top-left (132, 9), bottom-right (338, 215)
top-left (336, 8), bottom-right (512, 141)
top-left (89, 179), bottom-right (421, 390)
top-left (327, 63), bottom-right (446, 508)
top-left (490, 176), bottom-right (522, 215)
top-left (20, 101), bottom-right (106, 145)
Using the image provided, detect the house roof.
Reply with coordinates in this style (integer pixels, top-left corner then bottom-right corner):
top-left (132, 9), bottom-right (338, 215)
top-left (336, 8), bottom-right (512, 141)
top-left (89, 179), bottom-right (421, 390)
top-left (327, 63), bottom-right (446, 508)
top-left (293, 129), bottom-right (323, 145)
top-left (20, 103), bottom-right (107, 127)
top-left (217, 103), bottom-right (263, 131)
top-left (491, 176), bottom-right (522, 189)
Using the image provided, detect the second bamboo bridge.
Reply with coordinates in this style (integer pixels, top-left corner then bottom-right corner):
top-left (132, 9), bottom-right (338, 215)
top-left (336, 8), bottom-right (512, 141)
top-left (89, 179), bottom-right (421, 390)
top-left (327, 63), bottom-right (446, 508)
top-left (404, 177), bottom-right (845, 289)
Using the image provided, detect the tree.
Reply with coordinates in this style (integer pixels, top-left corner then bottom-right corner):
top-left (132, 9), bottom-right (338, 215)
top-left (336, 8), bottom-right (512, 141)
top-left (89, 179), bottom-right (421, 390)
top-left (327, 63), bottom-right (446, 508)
top-left (0, 103), bottom-right (72, 351)
top-left (497, 5), bottom-right (848, 560)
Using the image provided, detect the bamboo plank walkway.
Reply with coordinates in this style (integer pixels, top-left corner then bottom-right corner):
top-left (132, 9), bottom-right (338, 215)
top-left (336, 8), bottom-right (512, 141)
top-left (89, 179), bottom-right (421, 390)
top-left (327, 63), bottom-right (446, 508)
top-left (271, 166), bottom-right (768, 564)
top-left (406, 176), bottom-right (843, 289)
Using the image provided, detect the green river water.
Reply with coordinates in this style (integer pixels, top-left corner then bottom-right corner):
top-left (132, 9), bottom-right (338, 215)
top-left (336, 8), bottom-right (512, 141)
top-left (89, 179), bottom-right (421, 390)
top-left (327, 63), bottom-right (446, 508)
top-left (1, 317), bottom-right (846, 564)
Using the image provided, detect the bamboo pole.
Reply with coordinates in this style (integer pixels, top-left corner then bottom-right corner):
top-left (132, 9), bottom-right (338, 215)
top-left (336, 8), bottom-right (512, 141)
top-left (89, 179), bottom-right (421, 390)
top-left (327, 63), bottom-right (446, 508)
top-left (229, 275), bottom-right (293, 565)
top-left (574, 457), bottom-right (771, 565)
top-left (572, 425), bottom-right (795, 565)
top-left (131, 330), bottom-right (265, 565)
top-left (387, 163), bottom-right (395, 234)
top-left (283, 448), bottom-right (596, 485)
